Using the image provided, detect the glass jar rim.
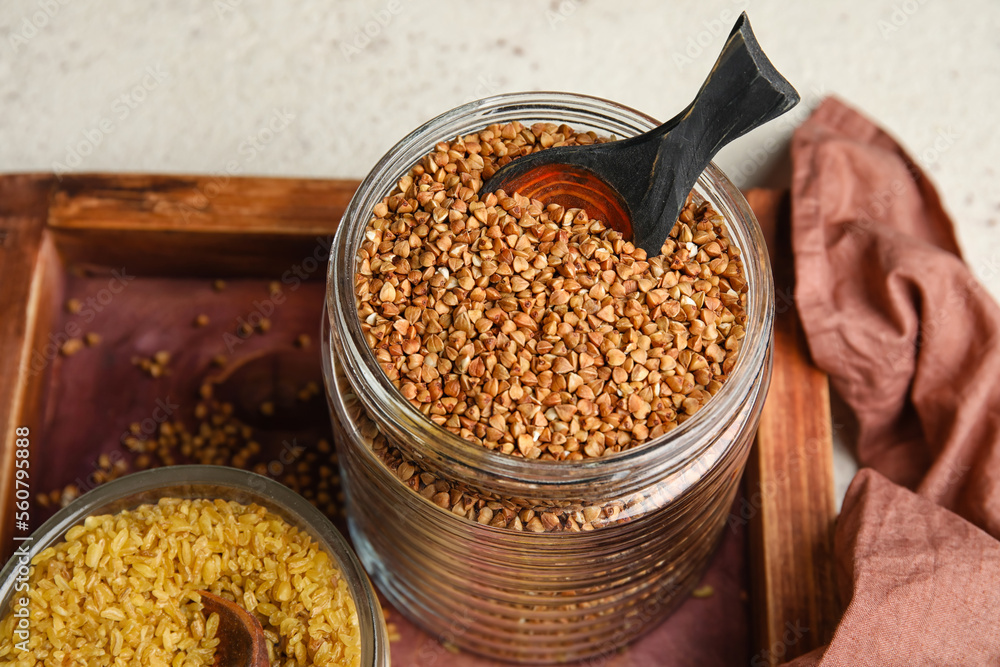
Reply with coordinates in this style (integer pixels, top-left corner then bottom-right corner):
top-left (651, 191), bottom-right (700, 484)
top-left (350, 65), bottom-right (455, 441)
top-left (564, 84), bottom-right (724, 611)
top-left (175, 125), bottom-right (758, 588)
top-left (327, 91), bottom-right (773, 491)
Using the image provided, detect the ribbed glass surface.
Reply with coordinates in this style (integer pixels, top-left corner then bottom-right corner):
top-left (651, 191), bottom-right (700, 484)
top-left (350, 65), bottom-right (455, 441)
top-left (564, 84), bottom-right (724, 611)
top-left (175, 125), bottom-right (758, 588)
top-left (323, 93), bottom-right (773, 663)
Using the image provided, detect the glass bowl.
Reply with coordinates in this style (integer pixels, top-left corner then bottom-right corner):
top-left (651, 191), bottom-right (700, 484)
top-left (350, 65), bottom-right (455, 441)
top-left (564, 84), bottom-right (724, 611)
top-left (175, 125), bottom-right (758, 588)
top-left (0, 465), bottom-right (389, 666)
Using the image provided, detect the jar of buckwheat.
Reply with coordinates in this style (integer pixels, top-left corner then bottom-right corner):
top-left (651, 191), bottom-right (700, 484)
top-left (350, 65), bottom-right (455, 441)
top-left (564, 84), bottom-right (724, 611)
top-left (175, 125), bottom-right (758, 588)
top-left (323, 92), bottom-right (773, 664)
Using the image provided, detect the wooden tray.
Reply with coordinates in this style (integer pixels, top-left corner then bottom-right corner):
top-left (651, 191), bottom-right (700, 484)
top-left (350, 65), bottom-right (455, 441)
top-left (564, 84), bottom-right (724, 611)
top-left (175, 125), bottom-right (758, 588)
top-left (0, 173), bottom-right (839, 665)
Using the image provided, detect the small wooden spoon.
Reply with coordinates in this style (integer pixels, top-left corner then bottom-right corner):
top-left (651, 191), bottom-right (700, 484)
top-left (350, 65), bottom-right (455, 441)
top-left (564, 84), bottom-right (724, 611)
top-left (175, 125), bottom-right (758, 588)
top-left (199, 591), bottom-right (270, 667)
top-left (481, 12), bottom-right (800, 258)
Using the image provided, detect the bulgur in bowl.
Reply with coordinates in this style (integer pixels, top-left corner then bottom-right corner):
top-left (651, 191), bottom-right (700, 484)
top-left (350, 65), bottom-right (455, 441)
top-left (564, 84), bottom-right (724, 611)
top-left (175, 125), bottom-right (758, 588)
top-left (0, 465), bottom-right (388, 667)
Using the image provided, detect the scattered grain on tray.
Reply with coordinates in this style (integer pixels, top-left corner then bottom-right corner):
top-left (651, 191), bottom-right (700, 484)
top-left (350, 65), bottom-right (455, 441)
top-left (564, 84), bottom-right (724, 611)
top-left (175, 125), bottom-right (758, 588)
top-left (64, 298), bottom-right (82, 314)
top-left (84, 332), bottom-right (102, 347)
top-left (132, 351), bottom-right (172, 378)
top-left (298, 381), bottom-right (321, 402)
top-left (42, 385), bottom-right (343, 516)
top-left (238, 321), bottom-right (254, 337)
top-left (38, 290), bottom-right (347, 522)
top-left (0, 498), bottom-right (361, 666)
top-left (296, 333), bottom-right (311, 348)
top-left (355, 120), bottom-right (748, 461)
top-left (60, 338), bottom-right (84, 357)
top-left (257, 317), bottom-right (272, 333)
top-left (213, 279), bottom-right (226, 291)
top-left (692, 584), bottom-right (715, 599)
top-left (269, 280), bottom-right (283, 296)
top-left (194, 313), bottom-right (210, 327)
top-left (61, 484), bottom-right (79, 504)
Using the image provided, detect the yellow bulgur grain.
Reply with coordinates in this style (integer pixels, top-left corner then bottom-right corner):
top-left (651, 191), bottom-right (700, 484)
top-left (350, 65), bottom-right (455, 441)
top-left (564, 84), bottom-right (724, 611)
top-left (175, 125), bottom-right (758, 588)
top-left (0, 499), bottom-right (361, 666)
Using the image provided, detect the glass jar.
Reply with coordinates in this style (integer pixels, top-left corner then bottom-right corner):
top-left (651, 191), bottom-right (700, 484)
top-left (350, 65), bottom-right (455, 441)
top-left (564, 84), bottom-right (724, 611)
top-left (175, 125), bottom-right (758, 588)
top-left (0, 465), bottom-right (389, 667)
top-left (324, 92), bottom-right (773, 663)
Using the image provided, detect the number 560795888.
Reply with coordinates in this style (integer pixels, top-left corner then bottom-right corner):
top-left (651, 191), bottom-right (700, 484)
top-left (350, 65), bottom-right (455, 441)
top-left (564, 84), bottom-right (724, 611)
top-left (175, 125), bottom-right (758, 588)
top-left (14, 427), bottom-right (30, 527)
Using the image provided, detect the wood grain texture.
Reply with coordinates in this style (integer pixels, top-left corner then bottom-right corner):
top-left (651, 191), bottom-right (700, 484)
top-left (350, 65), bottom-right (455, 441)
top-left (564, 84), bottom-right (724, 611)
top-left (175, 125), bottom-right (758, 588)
top-left (48, 174), bottom-right (361, 277)
top-left (0, 174), bottom-right (840, 665)
top-left (0, 175), bottom-right (55, 550)
top-left (745, 188), bottom-right (840, 665)
top-left (49, 174), bottom-right (360, 232)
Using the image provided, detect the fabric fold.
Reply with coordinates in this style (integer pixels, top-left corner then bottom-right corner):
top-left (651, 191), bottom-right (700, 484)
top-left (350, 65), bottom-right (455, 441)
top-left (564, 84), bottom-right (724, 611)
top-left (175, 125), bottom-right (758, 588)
top-left (781, 97), bottom-right (1000, 664)
top-left (787, 470), bottom-right (1000, 666)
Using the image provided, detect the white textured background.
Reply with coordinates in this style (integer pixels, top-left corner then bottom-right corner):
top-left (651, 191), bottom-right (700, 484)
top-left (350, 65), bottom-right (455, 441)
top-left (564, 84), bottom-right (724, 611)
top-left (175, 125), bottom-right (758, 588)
top-left (2, 0), bottom-right (999, 505)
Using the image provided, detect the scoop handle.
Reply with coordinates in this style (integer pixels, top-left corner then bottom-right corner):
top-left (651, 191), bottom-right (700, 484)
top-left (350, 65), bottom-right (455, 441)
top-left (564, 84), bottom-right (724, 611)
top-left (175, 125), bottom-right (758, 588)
top-left (633, 12), bottom-right (800, 254)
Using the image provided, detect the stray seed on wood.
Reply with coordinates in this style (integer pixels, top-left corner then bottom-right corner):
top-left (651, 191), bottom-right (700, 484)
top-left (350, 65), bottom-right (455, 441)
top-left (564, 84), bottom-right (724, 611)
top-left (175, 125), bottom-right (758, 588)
top-left (692, 584), bottom-right (714, 599)
top-left (60, 338), bottom-right (84, 357)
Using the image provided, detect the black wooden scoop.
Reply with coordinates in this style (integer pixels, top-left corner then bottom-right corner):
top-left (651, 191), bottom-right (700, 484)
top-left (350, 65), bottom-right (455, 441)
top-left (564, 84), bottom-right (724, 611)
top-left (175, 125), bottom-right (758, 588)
top-left (200, 591), bottom-right (270, 667)
top-left (481, 12), bottom-right (799, 257)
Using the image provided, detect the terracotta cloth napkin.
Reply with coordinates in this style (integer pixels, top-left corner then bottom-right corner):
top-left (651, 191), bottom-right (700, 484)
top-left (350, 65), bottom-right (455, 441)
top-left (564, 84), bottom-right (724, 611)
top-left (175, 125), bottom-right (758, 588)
top-left (783, 98), bottom-right (1000, 665)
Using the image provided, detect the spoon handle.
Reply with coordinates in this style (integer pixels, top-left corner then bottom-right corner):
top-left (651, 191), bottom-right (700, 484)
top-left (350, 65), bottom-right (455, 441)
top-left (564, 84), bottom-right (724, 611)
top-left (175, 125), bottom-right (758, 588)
top-left (633, 12), bottom-right (799, 254)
